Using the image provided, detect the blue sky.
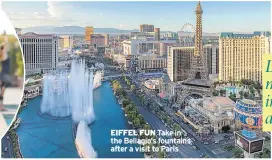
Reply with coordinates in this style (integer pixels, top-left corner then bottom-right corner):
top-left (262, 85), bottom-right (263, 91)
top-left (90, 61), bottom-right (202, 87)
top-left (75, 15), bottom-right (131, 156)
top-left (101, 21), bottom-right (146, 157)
top-left (0, 10), bottom-right (16, 34)
top-left (1, 1), bottom-right (271, 33)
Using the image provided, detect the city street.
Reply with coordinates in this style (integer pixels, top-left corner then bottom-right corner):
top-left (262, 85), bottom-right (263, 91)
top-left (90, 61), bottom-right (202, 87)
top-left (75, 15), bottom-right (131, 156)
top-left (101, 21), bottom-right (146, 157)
top-left (119, 79), bottom-right (205, 158)
top-left (1, 134), bottom-right (13, 158)
top-left (128, 91), bottom-right (203, 158)
top-left (127, 76), bottom-right (236, 158)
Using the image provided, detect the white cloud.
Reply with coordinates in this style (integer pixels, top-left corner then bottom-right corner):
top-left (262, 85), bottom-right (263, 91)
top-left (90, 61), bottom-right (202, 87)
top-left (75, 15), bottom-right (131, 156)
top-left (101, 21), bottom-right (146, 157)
top-left (47, 1), bottom-right (63, 19)
top-left (47, 1), bottom-right (77, 20)
top-left (32, 12), bottom-right (46, 20)
top-left (46, 1), bottom-right (93, 25)
top-left (119, 24), bottom-right (124, 29)
top-left (2, 1), bottom-right (101, 28)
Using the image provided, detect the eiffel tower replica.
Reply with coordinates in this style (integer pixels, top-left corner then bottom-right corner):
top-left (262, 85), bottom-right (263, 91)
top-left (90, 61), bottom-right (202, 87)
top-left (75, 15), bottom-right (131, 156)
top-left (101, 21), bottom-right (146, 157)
top-left (176, 1), bottom-right (213, 107)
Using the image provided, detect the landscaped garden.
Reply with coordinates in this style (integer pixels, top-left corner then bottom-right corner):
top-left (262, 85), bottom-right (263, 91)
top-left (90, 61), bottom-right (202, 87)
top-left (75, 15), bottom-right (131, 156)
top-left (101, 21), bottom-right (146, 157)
top-left (213, 79), bottom-right (262, 102)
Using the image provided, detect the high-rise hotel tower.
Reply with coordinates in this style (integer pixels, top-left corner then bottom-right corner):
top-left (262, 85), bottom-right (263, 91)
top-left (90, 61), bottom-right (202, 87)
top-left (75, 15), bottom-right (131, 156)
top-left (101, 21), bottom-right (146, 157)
top-left (19, 32), bottom-right (59, 75)
top-left (219, 31), bottom-right (271, 83)
top-left (85, 26), bottom-right (94, 42)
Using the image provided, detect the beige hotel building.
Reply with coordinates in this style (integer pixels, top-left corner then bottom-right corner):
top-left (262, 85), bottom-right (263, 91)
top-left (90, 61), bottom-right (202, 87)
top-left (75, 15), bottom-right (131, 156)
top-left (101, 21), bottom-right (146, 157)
top-left (219, 31), bottom-right (271, 83)
top-left (137, 54), bottom-right (167, 71)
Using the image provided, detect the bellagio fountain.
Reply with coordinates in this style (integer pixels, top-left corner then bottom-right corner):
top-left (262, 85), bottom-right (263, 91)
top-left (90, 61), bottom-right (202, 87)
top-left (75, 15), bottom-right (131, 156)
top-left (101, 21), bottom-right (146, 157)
top-left (40, 59), bottom-right (97, 158)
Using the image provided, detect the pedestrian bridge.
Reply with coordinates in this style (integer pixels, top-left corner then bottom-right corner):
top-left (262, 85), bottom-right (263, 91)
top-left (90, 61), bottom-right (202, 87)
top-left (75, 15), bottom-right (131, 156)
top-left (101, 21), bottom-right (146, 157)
top-left (103, 74), bottom-right (130, 80)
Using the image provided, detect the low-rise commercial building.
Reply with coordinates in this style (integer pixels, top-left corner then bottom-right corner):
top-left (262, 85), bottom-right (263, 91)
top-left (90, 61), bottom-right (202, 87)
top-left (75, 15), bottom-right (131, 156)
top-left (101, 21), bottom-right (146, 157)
top-left (177, 97), bottom-right (236, 134)
top-left (137, 54), bottom-right (167, 71)
top-left (144, 79), bottom-right (160, 90)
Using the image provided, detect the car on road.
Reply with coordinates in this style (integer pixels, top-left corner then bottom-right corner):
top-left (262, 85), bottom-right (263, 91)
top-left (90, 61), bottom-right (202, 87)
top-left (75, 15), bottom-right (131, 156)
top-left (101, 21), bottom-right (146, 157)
top-left (204, 141), bottom-right (209, 145)
top-left (6, 136), bottom-right (10, 140)
top-left (4, 147), bottom-right (8, 152)
top-left (200, 153), bottom-right (204, 157)
top-left (187, 138), bottom-right (192, 143)
top-left (192, 146), bottom-right (197, 150)
top-left (214, 140), bottom-right (219, 144)
top-left (229, 136), bottom-right (234, 140)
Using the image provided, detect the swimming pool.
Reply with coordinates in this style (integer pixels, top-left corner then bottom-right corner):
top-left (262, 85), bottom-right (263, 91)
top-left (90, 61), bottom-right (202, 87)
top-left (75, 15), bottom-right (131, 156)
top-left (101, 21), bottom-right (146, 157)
top-left (225, 86), bottom-right (238, 94)
top-left (4, 105), bottom-right (19, 110)
top-left (3, 114), bottom-right (14, 125)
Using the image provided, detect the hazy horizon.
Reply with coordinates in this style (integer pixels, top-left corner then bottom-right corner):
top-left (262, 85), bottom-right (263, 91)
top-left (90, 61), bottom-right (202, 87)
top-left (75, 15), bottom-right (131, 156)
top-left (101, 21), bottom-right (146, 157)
top-left (1, 1), bottom-right (271, 33)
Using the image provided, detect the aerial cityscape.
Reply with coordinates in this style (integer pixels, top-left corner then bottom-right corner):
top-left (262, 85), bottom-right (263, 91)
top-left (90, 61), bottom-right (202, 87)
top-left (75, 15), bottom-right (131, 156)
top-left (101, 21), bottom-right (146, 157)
top-left (1, 0), bottom-right (271, 159)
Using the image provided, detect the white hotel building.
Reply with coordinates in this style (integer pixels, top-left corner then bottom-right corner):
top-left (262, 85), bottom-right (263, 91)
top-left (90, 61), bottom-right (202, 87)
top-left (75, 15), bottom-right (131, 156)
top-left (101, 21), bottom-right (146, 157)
top-left (19, 32), bottom-right (59, 75)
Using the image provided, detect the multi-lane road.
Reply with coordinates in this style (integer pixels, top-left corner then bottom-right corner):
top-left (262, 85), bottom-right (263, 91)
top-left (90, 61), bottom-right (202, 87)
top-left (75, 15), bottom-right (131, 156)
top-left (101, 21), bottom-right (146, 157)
top-left (123, 76), bottom-right (236, 158)
top-left (1, 135), bottom-right (13, 158)
top-left (126, 90), bottom-right (203, 158)
top-left (118, 79), bottom-right (208, 158)
top-left (133, 77), bottom-right (237, 158)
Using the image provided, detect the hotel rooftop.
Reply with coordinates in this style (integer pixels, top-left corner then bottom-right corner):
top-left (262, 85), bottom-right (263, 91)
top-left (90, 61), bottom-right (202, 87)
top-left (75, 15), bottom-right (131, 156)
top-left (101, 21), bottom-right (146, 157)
top-left (220, 31), bottom-right (271, 38)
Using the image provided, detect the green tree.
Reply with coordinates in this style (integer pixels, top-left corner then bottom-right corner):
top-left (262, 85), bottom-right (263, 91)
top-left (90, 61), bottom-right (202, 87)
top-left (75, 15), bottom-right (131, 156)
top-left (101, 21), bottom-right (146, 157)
top-left (220, 89), bottom-right (226, 96)
top-left (137, 114), bottom-right (145, 126)
top-left (229, 93), bottom-right (237, 102)
top-left (122, 99), bottom-right (130, 108)
top-left (158, 150), bottom-right (166, 158)
top-left (144, 124), bottom-right (151, 130)
top-left (125, 104), bottom-right (134, 113)
top-left (131, 85), bottom-right (135, 91)
top-left (239, 91), bottom-right (244, 98)
top-left (244, 92), bottom-right (249, 98)
top-left (213, 91), bottom-right (219, 96)
top-left (112, 81), bottom-right (121, 91)
top-left (133, 118), bottom-right (141, 128)
top-left (249, 85), bottom-right (255, 94)
top-left (253, 82), bottom-right (262, 90)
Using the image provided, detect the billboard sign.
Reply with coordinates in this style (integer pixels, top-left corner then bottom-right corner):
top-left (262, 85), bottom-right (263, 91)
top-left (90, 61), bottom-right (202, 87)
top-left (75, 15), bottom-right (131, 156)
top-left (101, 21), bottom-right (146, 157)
top-left (250, 139), bottom-right (264, 154)
top-left (234, 132), bottom-right (264, 154)
top-left (235, 132), bottom-right (249, 153)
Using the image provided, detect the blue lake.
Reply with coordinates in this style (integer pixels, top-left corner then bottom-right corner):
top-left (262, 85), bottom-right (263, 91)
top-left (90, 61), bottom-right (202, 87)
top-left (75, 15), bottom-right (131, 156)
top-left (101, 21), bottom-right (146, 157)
top-left (16, 81), bottom-right (143, 158)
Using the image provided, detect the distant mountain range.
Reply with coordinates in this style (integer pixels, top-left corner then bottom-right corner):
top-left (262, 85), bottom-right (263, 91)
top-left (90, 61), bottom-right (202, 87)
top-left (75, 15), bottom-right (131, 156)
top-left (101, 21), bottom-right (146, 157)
top-left (21, 25), bottom-right (220, 36)
top-left (22, 26), bottom-right (138, 35)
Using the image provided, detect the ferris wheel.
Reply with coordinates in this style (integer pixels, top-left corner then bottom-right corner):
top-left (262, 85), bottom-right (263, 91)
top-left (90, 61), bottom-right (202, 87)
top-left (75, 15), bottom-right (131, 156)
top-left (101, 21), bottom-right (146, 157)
top-left (179, 23), bottom-right (196, 46)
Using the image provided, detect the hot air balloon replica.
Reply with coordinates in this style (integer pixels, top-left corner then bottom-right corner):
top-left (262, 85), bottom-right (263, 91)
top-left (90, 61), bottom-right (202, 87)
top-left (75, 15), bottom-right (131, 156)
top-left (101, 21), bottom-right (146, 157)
top-left (233, 99), bottom-right (265, 158)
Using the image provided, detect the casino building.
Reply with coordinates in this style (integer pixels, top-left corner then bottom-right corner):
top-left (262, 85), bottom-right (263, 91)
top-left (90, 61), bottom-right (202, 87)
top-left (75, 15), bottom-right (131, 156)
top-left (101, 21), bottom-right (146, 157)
top-left (234, 99), bottom-right (262, 130)
top-left (177, 96), bottom-right (236, 134)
